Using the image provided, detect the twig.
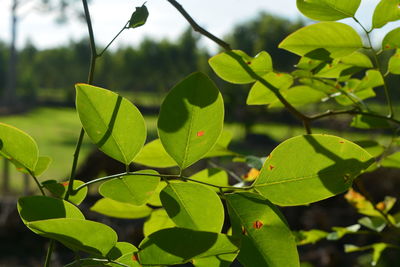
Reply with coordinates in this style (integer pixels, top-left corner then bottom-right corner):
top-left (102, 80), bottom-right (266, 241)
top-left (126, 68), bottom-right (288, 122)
top-left (166, 0), bottom-right (231, 51)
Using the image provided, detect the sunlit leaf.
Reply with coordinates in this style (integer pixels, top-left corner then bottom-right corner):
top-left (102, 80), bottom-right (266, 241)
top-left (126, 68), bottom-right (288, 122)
top-left (42, 180), bottom-right (88, 205)
top-left (389, 49), bottom-right (400, 74)
top-left (28, 218), bottom-right (117, 256)
top-left (99, 170), bottom-right (160, 206)
top-left (372, 0), bottom-right (400, 29)
top-left (189, 168), bottom-right (229, 192)
top-left (279, 22), bottom-right (363, 59)
top-left (158, 72), bottom-right (224, 169)
top-left (296, 0), bottom-right (361, 21)
top-left (209, 50), bottom-right (273, 84)
top-left (143, 209), bottom-right (175, 237)
top-left (254, 134), bottom-right (374, 206)
top-left (0, 122), bottom-right (38, 172)
top-left (138, 228), bottom-right (240, 265)
top-left (76, 84), bottom-right (146, 165)
top-left (226, 192), bottom-right (299, 267)
top-left (294, 229), bottom-right (328, 245)
top-left (91, 198), bottom-right (152, 219)
top-left (160, 182), bottom-right (224, 232)
top-left (382, 27), bottom-right (400, 50)
top-left (246, 72), bottom-right (293, 105)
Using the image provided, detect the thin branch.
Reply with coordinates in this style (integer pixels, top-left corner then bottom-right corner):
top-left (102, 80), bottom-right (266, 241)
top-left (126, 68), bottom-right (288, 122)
top-left (97, 21), bottom-right (129, 57)
top-left (309, 108), bottom-right (400, 125)
top-left (44, 240), bottom-right (55, 267)
top-left (73, 171), bottom-right (253, 193)
top-left (353, 16), bottom-right (394, 117)
top-left (27, 170), bottom-right (45, 195)
top-left (166, 0), bottom-right (231, 51)
top-left (65, 128), bottom-right (85, 201)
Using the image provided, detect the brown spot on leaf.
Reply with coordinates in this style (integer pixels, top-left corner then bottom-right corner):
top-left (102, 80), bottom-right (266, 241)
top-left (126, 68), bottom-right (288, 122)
top-left (253, 220), bottom-right (264, 229)
top-left (62, 182), bottom-right (69, 187)
top-left (132, 253), bottom-right (138, 261)
top-left (241, 226), bottom-right (247, 235)
top-left (197, 131), bottom-right (205, 137)
top-left (268, 164), bottom-right (275, 170)
top-left (376, 202), bottom-right (386, 211)
top-left (385, 44), bottom-right (391, 49)
top-left (276, 73), bottom-right (283, 77)
top-left (339, 140), bottom-right (344, 144)
top-left (246, 61), bottom-right (252, 65)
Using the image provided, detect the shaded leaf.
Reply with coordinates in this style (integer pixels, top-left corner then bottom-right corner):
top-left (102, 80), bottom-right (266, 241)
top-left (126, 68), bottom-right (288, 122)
top-left (129, 3), bottom-right (149, 29)
top-left (351, 115), bottom-right (392, 129)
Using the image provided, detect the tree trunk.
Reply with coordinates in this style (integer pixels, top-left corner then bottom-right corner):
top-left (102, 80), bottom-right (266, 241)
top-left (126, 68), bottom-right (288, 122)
top-left (2, 0), bottom-right (19, 110)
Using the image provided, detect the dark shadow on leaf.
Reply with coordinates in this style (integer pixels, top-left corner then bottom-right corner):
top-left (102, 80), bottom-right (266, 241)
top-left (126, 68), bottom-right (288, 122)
top-left (97, 95), bottom-right (122, 148)
top-left (18, 196), bottom-right (68, 222)
top-left (304, 48), bottom-right (333, 61)
top-left (158, 72), bottom-right (219, 133)
top-left (304, 135), bottom-right (374, 195)
top-left (159, 189), bottom-right (181, 219)
top-left (140, 228), bottom-right (238, 264)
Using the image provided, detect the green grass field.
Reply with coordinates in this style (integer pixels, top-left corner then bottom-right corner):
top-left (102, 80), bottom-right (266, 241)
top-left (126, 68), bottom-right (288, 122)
top-left (0, 107), bottom-right (392, 193)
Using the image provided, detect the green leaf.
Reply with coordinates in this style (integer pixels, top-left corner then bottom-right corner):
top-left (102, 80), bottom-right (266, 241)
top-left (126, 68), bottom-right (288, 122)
top-left (209, 50), bottom-right (273, 84)
top-left (204, 130), bottom-right (237, 158)
top-left (129, 3), bottom-right (149, 29)
top-left (389, 49), bottom-right (400, 74)
top-left (146, 181), bottom-right (167, 207)
top-left (351, 115), bottom-right (392, 129)
top-left (294, 229), bottom-right (328, 245)
top-left (107, 242), bottom-right (138, 260)
top-left (91, 198), bottom-right (152, 219)
top-left (192, 253), bottom-right (238, 267)
top-left (339, 51), bottom-right (373, 68)
top-left (345, 243), bottom-right (389, 266)
top-left (254, 134), bottom-right (374, 206)
top-left (0, 122), bottom-right (39, 171)
top-left (246, 72), bottom-right (293, 105)
top-left (327, 224), bottom-right (360, 240)
top-left (76, 84), bottom-right (146, 165)
top-left (381, 151), bottom-right (400, 168)
top-left (189, 168), bottom-right (229, 192)
top-left (354, 140), bottom-right (385, 158)
top-left (42, 180), bottom-right (88, 205)
top-left (296, 0), bottom-right (361, 21)
top-left (383, 28), bottom-right (400, 50)
top-left (18, 156), bottom-right (52, 177)
top-left (373, 0), bottom-right (400, 29)
top-left (358, 216), bottom-right (387, 232)
top-left (226, 192), bottom-right (299, 267)
top-left (335, 87), bottom-right (376, 106)
top-left (18, 196), bottom-right (84, 233)
top-left (133, 139), bottom-right (177, 168)
top-left (158, 72), bottom-right (224, 169)
top-left (160, 182), bottom-right (224, 232)
top-left (138, 228), bottom-right (240, 265)
top-left (279, 22), bottom-right (363, 59)
top-left (99, 170), bottom-right (160, 206)
top-left (143, 208), bottom-right (175, 237)
top-left (28, 218), bottom-right (117, 256)
top-left (356, 70), bottom-right (384, 91)
top-left (269, 86), bottom-right (326, 108)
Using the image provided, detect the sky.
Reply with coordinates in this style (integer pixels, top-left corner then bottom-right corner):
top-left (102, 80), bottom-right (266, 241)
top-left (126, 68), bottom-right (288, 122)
top-left (0, 0), bottom-right (399, 52)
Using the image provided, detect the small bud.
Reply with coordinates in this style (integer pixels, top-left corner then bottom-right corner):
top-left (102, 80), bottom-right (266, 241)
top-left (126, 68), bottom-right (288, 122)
top-left (129, 3), bottom-right (149, 29)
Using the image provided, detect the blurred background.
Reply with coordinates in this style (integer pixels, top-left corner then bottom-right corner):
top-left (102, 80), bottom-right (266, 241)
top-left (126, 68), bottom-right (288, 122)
top-left (1, 0), bottom-right (400, 266)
